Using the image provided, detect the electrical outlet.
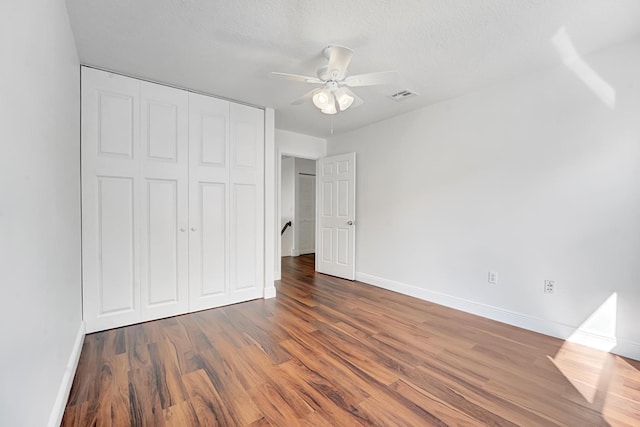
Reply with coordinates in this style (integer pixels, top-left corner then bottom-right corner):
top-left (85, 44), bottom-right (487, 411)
top-left (544, 280), bottom-right (555, 293)
top-left (488, 271), bottom-right (498, 284)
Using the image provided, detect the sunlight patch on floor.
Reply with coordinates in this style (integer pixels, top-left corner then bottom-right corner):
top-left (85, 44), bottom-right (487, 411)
top-left (548, 292), bottom-right (624, 415)
top-left (549, 292), bottom-right (618, 404)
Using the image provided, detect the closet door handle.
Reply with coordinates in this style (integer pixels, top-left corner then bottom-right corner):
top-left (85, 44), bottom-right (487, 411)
top-left (191, 227), bottom-right (197, 232)
top-left (180, 227), bottom-right (186, 232)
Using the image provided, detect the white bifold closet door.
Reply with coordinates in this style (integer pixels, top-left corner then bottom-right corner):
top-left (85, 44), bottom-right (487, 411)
top-left (82, 69), bottom-right (143, 332)
top-left (82, 69), bottom-right (190, 332)
top-left (228, 102), bottom-right (265, 304)
top-left (139, 81), bottom-right (189, 323)
top-left (82, 67), bottom-right (264, 333)
top-left (188, 94), bottom-right (264, 311)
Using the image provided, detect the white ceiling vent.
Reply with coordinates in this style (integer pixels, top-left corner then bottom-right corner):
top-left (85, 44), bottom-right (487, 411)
top-left (389, 89), bottom-right (418, 102)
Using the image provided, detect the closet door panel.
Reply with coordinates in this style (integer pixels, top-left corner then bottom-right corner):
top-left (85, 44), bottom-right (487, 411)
top-left (97, 93), bottom-right (135, 158)
top-left (198, 182), bottom-right (226, 295)
top-left (147, 103), bottom-right (178, 160)
top-left (201, 114), bottom-right (227, 166)
top-left (234, 121), bottom-right (257, 168)
top-left (82, 68), bottom-right (141, 333)
top-left (144, 179), bottom-right (179, 303)
top-left (229, 103), bottom-right (264, 301)
top-left (232, 183), bottom-right (257, 290)
top-left (97, 176), bottom-right (136, 313)
top-left (188, 93), bottom-right (230, 311)
top-left (140, 81), bottom-right (189, 321)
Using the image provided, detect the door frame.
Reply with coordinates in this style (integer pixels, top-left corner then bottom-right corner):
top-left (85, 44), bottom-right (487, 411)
top-left (275, 148), bottom-right (323, 280)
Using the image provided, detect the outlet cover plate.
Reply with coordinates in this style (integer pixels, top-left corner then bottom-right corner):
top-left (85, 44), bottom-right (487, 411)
top-left (544, 280), bottom-right (555, 293)
top-left (488, 271), bottom-right (498, 284)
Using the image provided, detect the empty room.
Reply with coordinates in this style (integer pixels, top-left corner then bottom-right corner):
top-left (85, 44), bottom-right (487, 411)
top-left (2, 0), bottom-right (640, 426)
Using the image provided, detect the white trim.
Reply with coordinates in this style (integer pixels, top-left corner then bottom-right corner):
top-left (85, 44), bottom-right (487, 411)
top-left (611, 339), bottom-right (640, 361)
top-left (263, 108), bottom-right (276, 299)
top-left (356, 272), bottom-right (640, 361)
top-left (566, 329), bottom-right (618, 352)
top-left (48, 322), bottom-right (85, 427)
top-left (275, 147), bottom-right (324, 280)
top-left (264, 286), bottom-right (277, 299)
top-left (275, 150), bottom-right (282, 281)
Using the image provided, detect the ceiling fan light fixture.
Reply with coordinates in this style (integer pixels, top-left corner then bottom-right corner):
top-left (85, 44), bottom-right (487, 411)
top-left (321, 99), bottom-right (337, 115)
top-left (320, 93), bottom-right (338, 114)
top-left (334, 89), bottom-right (354, 111)
top-left (312, 89), bottom-right (332, 109)
top-left (274, 44), bottom-right (395, 116)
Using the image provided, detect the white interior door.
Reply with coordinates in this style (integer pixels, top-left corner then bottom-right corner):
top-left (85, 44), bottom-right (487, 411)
top-left (139, 81), bottom-right (189, 321)
top-left (316, 152), bottom-right (356, 280)
top-left (81, 68), bottom-right (142, 332)
top-left (188, 92), bottom-right (230, 311)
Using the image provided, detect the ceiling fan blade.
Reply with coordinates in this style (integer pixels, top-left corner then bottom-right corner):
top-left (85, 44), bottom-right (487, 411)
top-left (291, 88), bottom-right (319, 105)
top-left (343, 88), bottom-right (364, 108)
top-left (343, 71), bottom-right (398, 87)
top-left (271, 72), bottom-right (323, 84)
top-left (326, 45), bottom-right (354, 79)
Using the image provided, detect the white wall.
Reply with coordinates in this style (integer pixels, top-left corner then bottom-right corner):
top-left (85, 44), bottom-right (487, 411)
top-left (327, 36), bottom-right (640, 359)
top-left (276, 129), bottom-right (327, 159)
top-left (0, 1), bottom-right (83, 426)
top-left (281, 157), bottom-right (295, 256)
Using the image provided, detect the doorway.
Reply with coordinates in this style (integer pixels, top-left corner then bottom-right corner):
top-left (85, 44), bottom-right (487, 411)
top-left (280, 156), bottom-right (316, 262)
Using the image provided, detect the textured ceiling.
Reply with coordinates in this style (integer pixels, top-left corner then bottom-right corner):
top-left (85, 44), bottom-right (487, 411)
top-left (66, 0), bottom-right (640, 138)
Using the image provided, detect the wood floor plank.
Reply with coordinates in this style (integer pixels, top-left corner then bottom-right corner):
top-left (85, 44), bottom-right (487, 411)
top-left (147, 340), bottom-right (189, 409)
top-left (390, 379), bottom-right (480, 426)
top-left (183, 368), bottom-right (236, 426)
top-left (192, 350), bottom-right (264, 423)
top-left (63, 254), bottom-right (640, 426)
top-left (95, 353), bottom-right (130, 426)
top-left (162, 400), bottom-right (199, 426)
top-left (127, 367), bottom-right (167, 427)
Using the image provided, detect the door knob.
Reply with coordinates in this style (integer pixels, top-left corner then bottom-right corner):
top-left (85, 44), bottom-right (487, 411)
top-left (180, 227), bottom-right (186, 232)
top-left (347, 221), bottom-right (354, 226)
top-left (191, 227), bottom-right (197, 231)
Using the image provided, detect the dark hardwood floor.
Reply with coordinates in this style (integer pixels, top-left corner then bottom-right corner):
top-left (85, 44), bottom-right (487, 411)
top-left (63, 255), bottom-right (640, 426)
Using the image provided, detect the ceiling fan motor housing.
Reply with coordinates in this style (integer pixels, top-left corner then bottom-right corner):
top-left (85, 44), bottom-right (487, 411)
top-left (317, 66), bottom-right (345, 82)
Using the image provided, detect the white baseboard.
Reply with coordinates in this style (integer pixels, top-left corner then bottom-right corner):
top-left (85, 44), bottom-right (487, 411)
top-left (48, 321), bottom-right (85, 427)
top-left (612, 340), bottom-right (640, 361)
top-left (264, 285), bottom-right (277, 299)
top-left (356, 272), bottom-right (640, 361)
top-left (291, 249), bottom-right (300, 256)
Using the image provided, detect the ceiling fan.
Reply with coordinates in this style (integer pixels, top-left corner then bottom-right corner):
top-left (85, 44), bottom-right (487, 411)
top-left (272, 45), bottom-right (398, 115)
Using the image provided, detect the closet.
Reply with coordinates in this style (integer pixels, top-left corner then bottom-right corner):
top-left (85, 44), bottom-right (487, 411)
top-left (81, 67), bottom-right (264, 333)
